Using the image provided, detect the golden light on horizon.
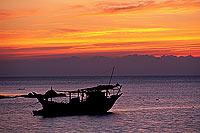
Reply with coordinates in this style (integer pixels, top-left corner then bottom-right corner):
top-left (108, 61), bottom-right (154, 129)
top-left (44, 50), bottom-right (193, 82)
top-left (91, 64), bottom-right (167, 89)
top-left (0, 0), bottom-right (200, 60)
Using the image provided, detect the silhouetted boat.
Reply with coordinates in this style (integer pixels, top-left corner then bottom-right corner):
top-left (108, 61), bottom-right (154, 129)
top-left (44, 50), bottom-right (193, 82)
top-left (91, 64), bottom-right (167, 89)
top-left (32, 83), bottom-right (122, 116)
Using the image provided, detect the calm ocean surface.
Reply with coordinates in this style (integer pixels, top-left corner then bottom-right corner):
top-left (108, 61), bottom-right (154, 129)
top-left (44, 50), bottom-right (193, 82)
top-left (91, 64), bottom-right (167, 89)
top-left (0, 76), bottom-right (200, 132)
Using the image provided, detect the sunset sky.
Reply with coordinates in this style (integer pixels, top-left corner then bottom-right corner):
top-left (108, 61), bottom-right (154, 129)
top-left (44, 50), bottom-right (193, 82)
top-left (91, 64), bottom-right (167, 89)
top-left (0, 0), bottom-right (200, 60)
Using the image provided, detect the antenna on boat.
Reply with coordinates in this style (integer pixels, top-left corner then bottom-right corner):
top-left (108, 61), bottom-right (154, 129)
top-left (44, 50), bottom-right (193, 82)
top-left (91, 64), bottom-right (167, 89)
top-left (109, 66), bottom-right (115, 85)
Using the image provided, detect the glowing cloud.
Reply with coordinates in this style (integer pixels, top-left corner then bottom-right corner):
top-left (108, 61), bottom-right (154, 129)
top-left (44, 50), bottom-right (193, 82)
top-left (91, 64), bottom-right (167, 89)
top-left (0, 0), bottom-right (200, 60)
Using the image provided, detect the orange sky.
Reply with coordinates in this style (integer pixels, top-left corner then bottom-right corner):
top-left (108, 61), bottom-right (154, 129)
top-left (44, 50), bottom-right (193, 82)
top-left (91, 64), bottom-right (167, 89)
top-left (0, 0), bottom-right (200, 60)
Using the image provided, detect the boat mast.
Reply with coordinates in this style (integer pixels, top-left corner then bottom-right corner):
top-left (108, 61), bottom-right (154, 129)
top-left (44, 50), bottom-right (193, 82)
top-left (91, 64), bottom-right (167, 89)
top-left (108, 66), bottom-right (115, 85)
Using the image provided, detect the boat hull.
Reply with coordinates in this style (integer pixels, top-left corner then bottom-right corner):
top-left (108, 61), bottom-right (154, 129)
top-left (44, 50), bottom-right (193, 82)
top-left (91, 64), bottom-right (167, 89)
top-left (33, 94), bottom-right (122, 117)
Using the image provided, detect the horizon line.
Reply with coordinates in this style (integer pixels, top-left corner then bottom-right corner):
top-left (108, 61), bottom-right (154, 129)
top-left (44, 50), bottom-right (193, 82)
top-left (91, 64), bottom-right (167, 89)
top-left (1, 75), bottom-right (200, 78)
top-left (0, 54), bottom-right (199, 61)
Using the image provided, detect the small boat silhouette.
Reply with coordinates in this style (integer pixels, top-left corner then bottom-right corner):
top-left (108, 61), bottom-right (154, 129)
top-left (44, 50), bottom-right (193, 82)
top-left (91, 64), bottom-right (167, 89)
top-left (32, 83), bottom-right (122, 116)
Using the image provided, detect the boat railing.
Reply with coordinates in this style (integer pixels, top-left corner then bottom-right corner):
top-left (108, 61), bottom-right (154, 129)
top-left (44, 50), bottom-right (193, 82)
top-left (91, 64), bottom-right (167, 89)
top-left (55, 83), bottom-right (122, 103)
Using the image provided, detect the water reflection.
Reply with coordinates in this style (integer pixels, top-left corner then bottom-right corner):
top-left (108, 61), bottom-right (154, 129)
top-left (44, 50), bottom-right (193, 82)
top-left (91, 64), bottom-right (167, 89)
top-left (0, 76), bottom-right (200, 132)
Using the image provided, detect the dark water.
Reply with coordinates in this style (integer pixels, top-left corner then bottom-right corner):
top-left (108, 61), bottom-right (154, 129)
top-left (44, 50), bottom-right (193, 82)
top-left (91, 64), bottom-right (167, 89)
top-left (0, 76), bottom-right (200, 132)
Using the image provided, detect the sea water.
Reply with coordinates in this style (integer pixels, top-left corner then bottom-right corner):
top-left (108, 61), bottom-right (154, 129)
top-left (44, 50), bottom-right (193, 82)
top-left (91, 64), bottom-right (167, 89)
top-left (0, 76), bottom-right (200, 132)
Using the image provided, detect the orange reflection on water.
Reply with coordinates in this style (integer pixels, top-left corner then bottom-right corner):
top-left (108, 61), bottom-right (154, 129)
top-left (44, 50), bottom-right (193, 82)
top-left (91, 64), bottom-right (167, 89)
top-left (0, 93), bottom-right (23, 96)
top-left (112, 106), bottom-right (200, 112)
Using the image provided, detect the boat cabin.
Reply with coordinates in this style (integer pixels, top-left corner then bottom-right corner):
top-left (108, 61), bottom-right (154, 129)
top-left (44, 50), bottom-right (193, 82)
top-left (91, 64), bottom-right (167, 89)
top-left (66, 83), bottom-right (122, 104)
